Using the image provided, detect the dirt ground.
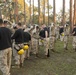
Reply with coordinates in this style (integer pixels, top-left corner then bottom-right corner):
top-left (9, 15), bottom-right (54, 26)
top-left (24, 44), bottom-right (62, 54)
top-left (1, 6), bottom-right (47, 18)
top-left (1, 38), bottom-right (76, 75)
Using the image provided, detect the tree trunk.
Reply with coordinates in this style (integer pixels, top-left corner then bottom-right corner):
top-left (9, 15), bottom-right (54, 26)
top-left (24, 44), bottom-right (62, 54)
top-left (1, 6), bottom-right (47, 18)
top-left (33, 0), bottom-right (34, 24)
top-left (38, 0), bottom-right (40, 25)
top-left (62, 0), bottom-right (65, 26)
top-left (0, 8), bottom-right (2, 18)
top-left (73, 0), bottom-right (76, 25)
top-left (43, 0), bottom-right (45, 24)
top-left (47, 0), bottom-right (49, 25)
top-left (30, 0), bottom-right (31, 23)
top-left (14, 0), bottom-right (18, 23)
top-left (53, 0), bottom-right (56, 25)
top-left (24, 0), bottom-right (26, 24)
top-left (70, 0), bottom-right (73, 32)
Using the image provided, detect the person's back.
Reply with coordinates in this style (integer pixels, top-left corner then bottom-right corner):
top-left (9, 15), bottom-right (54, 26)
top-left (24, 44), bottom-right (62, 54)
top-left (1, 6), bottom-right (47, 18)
top-left (24, 31), bottom-right (31, 42)
top-left (39, 29), bottom-right (45, 38)
top-left (11, 22), bottom-right (25, 68)
top-left (44, 27), bottom-right (49, 38)
top-left (59, 27), bottom-right (64, 35)
top-left (72, 25), bottom-right (76, 51)
top-left (0, 18), bottom-right (12, 75)
top-left (72, 26), bottom-right (76, 36)
top-left (11, 23), bottom-right (24, 44)
top-left (0, 27), bottom-right (12, 50)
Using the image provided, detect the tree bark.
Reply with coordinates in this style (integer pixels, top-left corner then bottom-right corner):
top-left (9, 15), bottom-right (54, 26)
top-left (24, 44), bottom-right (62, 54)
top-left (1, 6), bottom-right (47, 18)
top-left (62, 0), bottom-right (65, 26)
top-left (43, 0), bottom-right (45, 24)
top-left (24, 0), bottom-right (26, 24)
top-left (70, 0), bottom-right (73, 32)
top-left (33, 0), bottom-right (34, 24)
top-left (47, 0), bottom-right (49, 25)
top-left (38, 0), bottom-right (40, 25)
top-left (29, 0), bottom-right (31, 23)
top-left (53, 0), bottom-right (56, 25)
top-left (73, 0), bottom-right (76, 25)
top-left (14, 0), bottom-right (18, 23)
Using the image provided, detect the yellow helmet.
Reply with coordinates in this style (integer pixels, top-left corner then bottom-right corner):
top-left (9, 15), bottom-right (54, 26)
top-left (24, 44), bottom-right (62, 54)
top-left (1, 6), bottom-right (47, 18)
top-left (61, 33), bottom-right (64, 36)
top-left (23, 45), bottom-right (29, 50)
top-left (18, 49), bottom-right (24, 55)
top-left (40, 40), bottom-right (44, 43)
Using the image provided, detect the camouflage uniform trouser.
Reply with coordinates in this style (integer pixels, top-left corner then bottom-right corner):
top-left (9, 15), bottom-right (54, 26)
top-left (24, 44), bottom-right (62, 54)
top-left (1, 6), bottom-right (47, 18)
top-left (64, 36), bottom-right (69, 48)
top-left (60, 35), bottom-right (64, 41)
top-left (72, 36), bottom-right (76, 49)
top-left (31, 38), bottom-right (39, 54)
top-left (13, 43), bottom-right (25, 65)
top-left (39, 39), bottom-right (44, 46)
top-left (44, 38), bottom-right (50, 55)
top-left (0, 47), bottom-right (12, 75)
top-left (24, 42), bottom-right (30, 58)
top-left (50, 36), bottom-right (55, 50)
top-left (56, 32), bottom-right (59, 40)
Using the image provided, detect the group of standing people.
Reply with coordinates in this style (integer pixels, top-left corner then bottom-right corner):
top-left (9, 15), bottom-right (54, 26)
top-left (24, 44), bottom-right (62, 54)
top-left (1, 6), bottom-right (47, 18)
top-left (0, 18), bottom-right (76, 75)
top-left (59, 24), bottom-right (76, 51)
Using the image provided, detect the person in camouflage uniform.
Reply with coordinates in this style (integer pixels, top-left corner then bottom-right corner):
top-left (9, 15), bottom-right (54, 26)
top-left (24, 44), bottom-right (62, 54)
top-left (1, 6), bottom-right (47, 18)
top-left (29, 25), bottom-right (35, 54)
top-left (55, 25), bottom-right (60, 40)
top-left (11, 22), bottom-right (24, 68)
top-left (23, 27), bottom-right (31, 59)
top-left (0, 18), bottom-right (12, 75)
top-left (32, 26), bottom-right (40, 57)
top-left (59, 26), bottom-right (64, 41)
top-left (50, 24), bottom-right (56, 52)
top-left (72, 25), bottom-right (76, 51)
top-left (39, 24), bottom-right (50, 57)
top-left (64, 24), bottom-right (70, 50)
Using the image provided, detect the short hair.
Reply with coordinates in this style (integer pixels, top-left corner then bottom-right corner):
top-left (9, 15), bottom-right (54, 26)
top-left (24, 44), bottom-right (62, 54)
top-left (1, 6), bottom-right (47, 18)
top-left (66, 24), bottom-right (69, 27)
top-left (74, 24), bottom-right (76, 26)
top-left (18, 22), bottom-right (22, 26)
top-left (0, 18), bottom-right (3, 24)
top-left (4, 20), bottom-right (8, 24)
top-left (36, 26), bottom-right (39, 29)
